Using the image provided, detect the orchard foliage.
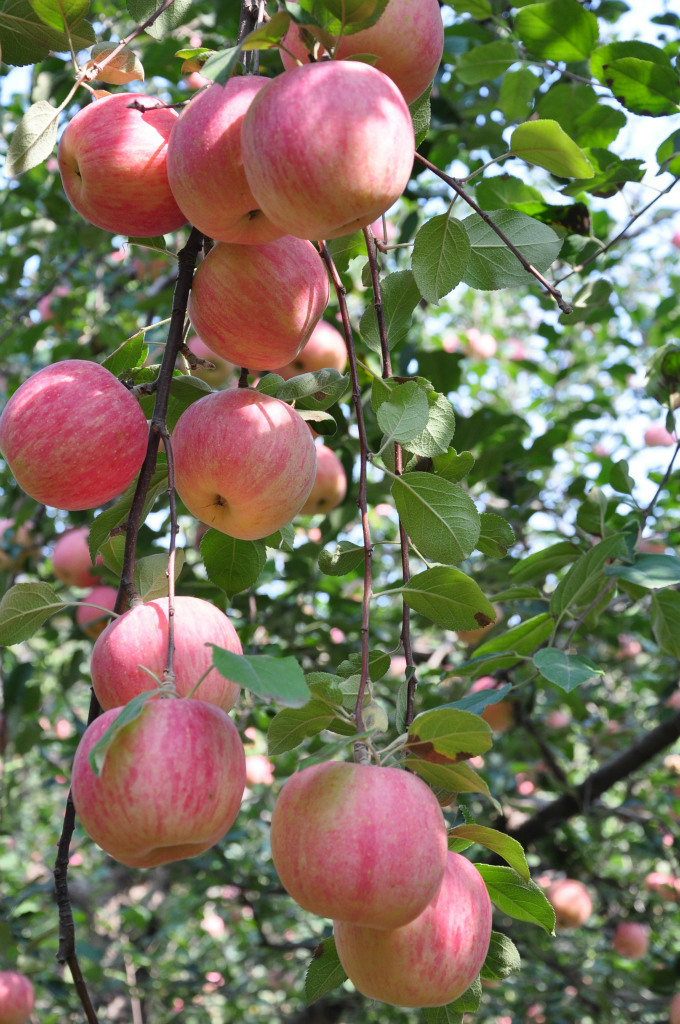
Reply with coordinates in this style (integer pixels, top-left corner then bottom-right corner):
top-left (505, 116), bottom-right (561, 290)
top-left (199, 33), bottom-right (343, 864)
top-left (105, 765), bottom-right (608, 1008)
top-left (1, 0), bottom-right (680, 1022)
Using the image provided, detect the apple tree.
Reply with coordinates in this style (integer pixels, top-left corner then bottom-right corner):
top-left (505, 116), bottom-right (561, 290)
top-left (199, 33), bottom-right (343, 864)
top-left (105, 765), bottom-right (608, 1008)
top-left (1, 0), bottom-right (680, 1021)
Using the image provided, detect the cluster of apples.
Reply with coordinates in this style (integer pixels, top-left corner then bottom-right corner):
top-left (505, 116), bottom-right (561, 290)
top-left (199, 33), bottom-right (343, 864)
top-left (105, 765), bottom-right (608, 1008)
top-left (269, 760), bottom-right (493, 1008)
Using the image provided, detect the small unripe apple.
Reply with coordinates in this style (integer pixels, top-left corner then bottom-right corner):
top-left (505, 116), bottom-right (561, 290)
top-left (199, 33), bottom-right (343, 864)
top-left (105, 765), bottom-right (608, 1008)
top-left (172, 388), bottom-right (317, 540)
top-left (53, 526), bottom-right (103, 587)
top-left (76, 584), bottom-right (118, 640)
top-left (273, 320), bottom-right (347, 380)
top-left (300, 445), bottom-right (347, 515)
top-left (58, 93), bottom-right (186, 237)
top-left (242, 61), bottom-right (415, 241)
top-left (612, 921), bottom-right (649, 959)
top-left (0, 360), bottom-right (148, 511)
top-left (71, 697), bottom-right (246, 867)
top-left (0, 970), bottom-right (34, 1024)
top-left (334, 851), bottom-right (492, 1007)
top-left (270, 760), bottom-right (448, 929)
top-left (91, 596), bottom-right (241, 712)
top-left (546, 878), bottom-right (593, 928)
top-left (469, 676), bottom-right (513, 733)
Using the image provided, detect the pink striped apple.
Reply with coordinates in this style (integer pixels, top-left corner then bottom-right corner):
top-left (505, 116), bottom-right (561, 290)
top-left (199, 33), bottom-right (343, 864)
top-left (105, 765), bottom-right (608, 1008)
top-left (300, 445), bottom-right (347, 515)
top-left (273, 320), bottom-right (347, 380)
top-left (53, 526), bottom-right (103, 588)
top-left (0, 970), bottom-right (34, 1024)
top-left (76, 584), bottom-right (118, 640)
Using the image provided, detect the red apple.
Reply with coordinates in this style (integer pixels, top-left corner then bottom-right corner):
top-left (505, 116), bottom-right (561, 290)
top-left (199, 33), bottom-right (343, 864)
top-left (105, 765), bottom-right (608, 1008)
top-left (644, 423), bottom-right (677, 447)
top-left (270, 761), bottom-right (448, 929)
top-left (172, 388), bottom-right (317, 540)
top-left (300, 445), bottom-right (347, 515)
top-left (91, 596), bottom-right (241, 712)
top-left (184, 71), bottom-right (212, 90)
top-left (53, 526), bottom-right (103, 588)
top-left (76, 584), bottom-right (118, 640)
top-left (0, 970), bottom-right (34, 1024)
top-left (71, 697), bottom-right (246, 867)
top-left (273, 320), bottom-right (347, 380)
top-left (167, 78), bottom-right (284, 244)
top-left (612, 921), bottom-right (649, 959)
top-left (280, 0), bottom-right (444, 104)
top-left (334, 851), bottom-right (492, 1007)
top-left (671, 992), bottom-right (680, 1024)
top-left (188, 238), bottom-right (329, 371)
top-left (241, 62), bottom-right (415, 241)
top-left (58, 93), bottom-right (187, 237)
top-left (546, 878), bottom-right (593, 927)
top-left (469, 676), bottom-right (513, 733)
top-left (0, 360), bottom-right (148, 511)
top-left (183, 336), bottom-right (235, 389)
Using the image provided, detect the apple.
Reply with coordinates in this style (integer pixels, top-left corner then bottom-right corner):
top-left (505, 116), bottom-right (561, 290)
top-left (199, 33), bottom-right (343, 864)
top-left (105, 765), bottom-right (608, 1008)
top-left (466, 328), bottom-right (497, 359)
top-left (91, 596), bottom-right (242, 712)
top-left (0, 360), bottom-right (148, 511)
top-left (671, 993), bottom-right (680, 1024)
top-left (172, 388), bottom-right (317, 541)
top-left (644, 423), bottom-right (677, 447)
top-left (300, 445), bottom-right (347, 515)
top-left (0, 518), bottom-right (31, 571)
top-left (546, 878), bottom-right (593, 927)
top-left (167, 78), bottom-right (284, 245)
top-left (184, 71), bottom-right (212, 90)
top-left (71, 696), bottom-right (246, 868)
top-left (52, 526), bottom-right (103, 588)
top-left (280, 0), bottom-right (444, 105)
top-left (182, 336), bottom-right (235, 389)
top-left (245, 754), bottom-right (275, 787)
top-left (270, 760), bottom-right (448, 929)
top-left (644, 871), bottom-right (679, 899)
top-left (37, 284), bottom-right (70, 322)
top-left (58, 93), bottom-right (187, 237)
top-left (469, 676), bottom-right (514, 733)
top-left (612, 921), bottom-right (649, 959)
top-left (0, 970), bottom-right (34, 1024)
top-left (273, 320), bottom-right (347, 380)
top-left (77, 584), bottom-right (118, 640)
top-left (188, 238), bottom-right (329, 371)
top-left (241, 62), bottom-right (415, 241)
top-left (334, 851), bottom-right (492, 1007)
top-left (672, 231), bottom-right (680, 251)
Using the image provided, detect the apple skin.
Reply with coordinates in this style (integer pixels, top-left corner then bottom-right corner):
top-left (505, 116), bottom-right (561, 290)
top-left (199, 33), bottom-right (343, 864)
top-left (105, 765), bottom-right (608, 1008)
top-left (644, 423), bottom-right (677, 447)
top-left (334, 851), bottom-right (492, 1007)
top-left (53, 526), bottom-right (103, 588)
top-left (241, 62), bottom-right (415, 241)
top-left (76, 584), bottom-right (118, 640)
top-left (270, 760), bottom-right (448, 929)
top-left (469, 676), bottom-right (513, 733)
top-left (188, 238), bottom-right (329, 371)
top-left (546, 878), bottom-right (593, 928)
top-left (612, 921), bottom-right (649, 959)
top-left (0, 360), bottom-right (148, 511)
top-left (281, 0), bottom-right (444, 105)
top-left (172, 388), bottom-right (317, 541)
top-left (167, 78), bottom-right (284, 245)
top-left (671, 992), bottom-right (680, 1024)
top-left (273, 320), bottom-right (347, 380)
top-left (300, 445), bottom-right (347, 515)
top-left (58, 93), bottom-right (187, 237)
top-left (91, 596), bottom-right (242, 712)
top-left (72, 697), bottom-right (245, 868)
top-left (183, 336), bottom-right (235, 389)
top-left (0, 970), bottom-right (35, 1024)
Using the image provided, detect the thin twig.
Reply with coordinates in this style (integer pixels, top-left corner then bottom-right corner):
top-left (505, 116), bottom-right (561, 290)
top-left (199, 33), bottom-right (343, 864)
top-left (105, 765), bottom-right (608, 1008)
top-left (161, 428), bottom-right (177, 688)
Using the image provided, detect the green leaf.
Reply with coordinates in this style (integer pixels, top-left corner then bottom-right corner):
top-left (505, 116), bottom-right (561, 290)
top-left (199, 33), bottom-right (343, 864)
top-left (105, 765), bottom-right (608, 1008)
top-left (241, 9), bottom-right (290, 48)
top-left (211, 648), bottom-right (310, 708)
top-left (509, 541), bottom-right (581, 582)
top-left (447, 976), bottom-right (482, 1014)
top-left (533, 649), bottom-right (604, 691)
top-left (323, 0), bottom-right (389, 32)
top-left (476, 513), bottom-right (515, 558)
top-left (376, 381), bottom-right (430, 448)
top-left (359, 270), bottom-right (421, 353)
top-left (97, 535), bottom-right (126, 577)
top-left (511, 120), bottom-right (594, 179)
top-left (101, 333), bottom-right (147, 378)
top-left (444, 684), bottom-right (511, 716)
top-left (498, 67), bottom-right (541, 122)
top-left (298, 410), bottom-right (337, 436)
top-left (28, 0), bottom-right (88, 29)
top-left (549, 533), bottom-right (628, 619)
top-left (200, 530), bottom-right (266, 597)
top-left (473, 613), bottom-right (553, 660)
top-left (474, 865), bottom-right (556, 933)
top-left (5, 100), bottom-right (58, 177)
top-left (127, 235), bottom-right (170, 255)
top-left (448, 825), bottom-right (530, 880)
top-left (409, 85), bottom-right (431, 149)
top-left (657, 129), bottom-right (680, 176)
top-left (406, 707), bottom-right (492, 763)
top-left (450, 0), bottom-right (491, 17)
top-left (403, 391), bottom-right (456, 458)
top-left (88, 691), bottom-right (157, 776)
top-left (411, 214), bottom-right (471, 305)
top-left (461, 210), bottom-right (562, 290)
top-left (268, 701), bottom-right (338, 755)
top-left (475, 175), bottom-right (543, 211)
top-left (277, 369), bottom-right (350, 410)
top-left (651, 590), bottom-right (680, 659)
top-left (406, 758), bottom-right (499, 809)
top-left (391, 472), bottom-right (480, 565)
top-left (133, 550), bottom-right (184, 602)
top-left (126, 0), bottom-right (192, 39)
top-left (305, 937), bottom-right (347, 1006)
top-left (514, 0), bottom-right (599, 62)
top-left (604, 554), bottom-right (680, 590)
top-left (0, 582), bottom-right (66, 646)
top-left (318, 541), bottom-right (365, 577)
top-left (480, 931), bottom-right (522, 981)
top-left (590, 41), bottom-right (680, 117)
top-left (200, 45), bottom-right (242, 84)
top-left (398, 566), bottom-right (496, 632)
top-left (325, 230), bottom-right (365, 274)
top-left (455, 40), bottom-right (517, 85)
top-left (88, 469), bottom-right (168, 563)
top-left (0, 0), bottom-right (95, 66)
top-left (423, 1004), bottom-right (463, 1024)
top-left (433, 449), bottom-right (475, 483)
